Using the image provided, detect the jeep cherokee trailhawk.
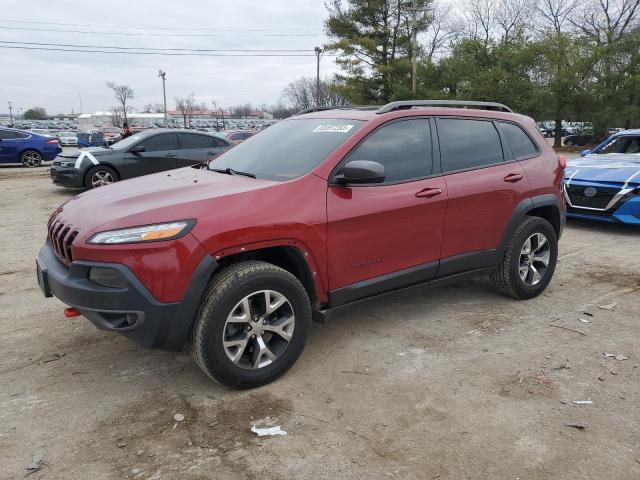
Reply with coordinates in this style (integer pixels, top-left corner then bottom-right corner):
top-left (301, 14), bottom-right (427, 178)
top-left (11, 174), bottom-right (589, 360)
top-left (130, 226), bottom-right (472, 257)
top-left (37, 100), bottom-right (566, 388)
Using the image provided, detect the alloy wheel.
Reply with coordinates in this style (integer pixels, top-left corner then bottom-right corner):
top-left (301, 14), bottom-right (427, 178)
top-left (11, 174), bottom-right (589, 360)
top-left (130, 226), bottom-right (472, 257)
top-left (222, 290), bottom-right (295, 369)
top-left (91, 171), bottom-right (114, 187)
top-left (519, 232), bottom-right (550, 286)
top-left (21, 151), bottom-right (42, 167)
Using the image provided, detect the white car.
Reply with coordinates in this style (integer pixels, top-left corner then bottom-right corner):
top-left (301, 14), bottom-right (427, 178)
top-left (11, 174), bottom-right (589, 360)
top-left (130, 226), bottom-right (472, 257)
top-left (58, 131), bottom-right (78, 146)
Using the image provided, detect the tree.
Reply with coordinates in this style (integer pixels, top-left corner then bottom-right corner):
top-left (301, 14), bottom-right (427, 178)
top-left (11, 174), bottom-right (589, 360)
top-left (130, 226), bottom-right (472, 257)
top-left (23, 106), bottom-right (47, 119)
top-left (175, 94), bottom-right (197, 127)
top-left (280, 76), bottom-right (350, 111)
top-left (107, 82), bottom-right (134, 124)
top-left (325, 0), bottom-right (434, 103)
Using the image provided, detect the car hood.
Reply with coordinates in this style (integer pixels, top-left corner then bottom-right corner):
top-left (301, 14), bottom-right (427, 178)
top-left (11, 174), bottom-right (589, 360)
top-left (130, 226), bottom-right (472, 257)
top-left (565, 154), bottom-right (640, 185)
top-left (58, 147), bottom-right (114, 159)
top-left (55, 167), bottom-right (278, 237)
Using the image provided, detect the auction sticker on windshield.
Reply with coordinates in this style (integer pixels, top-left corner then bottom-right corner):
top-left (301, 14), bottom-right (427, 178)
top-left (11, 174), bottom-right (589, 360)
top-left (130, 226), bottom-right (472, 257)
top-left (313, 124), bottom-right (354, 133)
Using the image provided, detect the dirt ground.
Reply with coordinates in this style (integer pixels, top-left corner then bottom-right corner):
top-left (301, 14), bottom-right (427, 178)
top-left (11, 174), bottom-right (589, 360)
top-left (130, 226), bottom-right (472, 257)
top-left (1, 162), bottom-right (639, 480)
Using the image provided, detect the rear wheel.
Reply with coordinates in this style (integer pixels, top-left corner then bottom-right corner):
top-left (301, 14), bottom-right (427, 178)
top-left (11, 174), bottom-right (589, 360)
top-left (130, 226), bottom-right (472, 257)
top-left (20, 150), bottom-right (42, 168)
top-left (190, 261), bottom-right (312, 389)
top-left (84, 165), bottom-right (118, 189)
top-left (491, 216), bottom-right (558, 299)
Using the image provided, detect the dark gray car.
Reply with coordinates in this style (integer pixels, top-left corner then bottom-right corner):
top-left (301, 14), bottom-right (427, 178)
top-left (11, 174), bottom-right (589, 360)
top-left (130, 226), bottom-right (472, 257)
top-left (50, 129), bottom-right (234, 188)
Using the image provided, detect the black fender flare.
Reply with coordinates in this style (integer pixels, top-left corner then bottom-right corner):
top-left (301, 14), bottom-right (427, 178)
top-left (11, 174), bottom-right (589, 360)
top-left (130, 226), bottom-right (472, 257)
top-left (498, 194), bottom-right (564, 257)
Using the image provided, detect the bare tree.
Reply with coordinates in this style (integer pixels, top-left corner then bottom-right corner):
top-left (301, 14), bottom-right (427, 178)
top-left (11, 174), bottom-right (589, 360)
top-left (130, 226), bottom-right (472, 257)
top-left (142, 103), bottom-right (153, 113)
top-left (536, 0), bottom-right (579, 34)
top-left (423, 1), bottom-right (461, 61)
top-left (465, 0), bottom-right (496, 50)
top-left (281, 76), bottom-right (349, 111)
top-left (174, 94), bottom-right (196, 128)
top-left (153, 103), bottom-right (165, 113)
top-left (106, 82), bottom-right (134, 124)
top-left (110, 106), bottom-right (123, 128)
top-left (495, 0), bottom-right (536, 42)
top-left (570, 0), bottom-right (640, 44)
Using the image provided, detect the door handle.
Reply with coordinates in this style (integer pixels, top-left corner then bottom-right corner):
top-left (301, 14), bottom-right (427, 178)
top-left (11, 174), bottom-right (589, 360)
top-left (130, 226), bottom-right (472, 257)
top-left (415, 187), bottom-right (442, 198)
top-left (503, 173), bottom-right (523, 183)
top-left (164, 153), bottom-right (176, 158)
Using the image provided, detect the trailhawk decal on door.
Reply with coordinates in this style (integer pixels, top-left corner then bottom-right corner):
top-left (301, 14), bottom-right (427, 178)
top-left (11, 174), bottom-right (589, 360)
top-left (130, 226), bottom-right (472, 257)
top-left (73, 151), bottom-right (100, 169)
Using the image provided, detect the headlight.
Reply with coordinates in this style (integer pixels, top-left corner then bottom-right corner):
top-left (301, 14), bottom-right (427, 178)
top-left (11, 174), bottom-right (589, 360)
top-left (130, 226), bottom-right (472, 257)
top-left (87, 220), bottom-right (195, 244)
top-left (59, 161), bottom-right (75, 168)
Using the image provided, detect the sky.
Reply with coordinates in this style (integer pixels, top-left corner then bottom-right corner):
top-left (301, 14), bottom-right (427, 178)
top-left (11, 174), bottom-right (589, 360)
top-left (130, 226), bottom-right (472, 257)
top-left (0, 0), bottom-right (341, 115)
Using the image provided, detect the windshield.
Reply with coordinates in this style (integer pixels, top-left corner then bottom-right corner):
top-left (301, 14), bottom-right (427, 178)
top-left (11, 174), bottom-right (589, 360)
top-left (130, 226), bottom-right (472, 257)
top-left (210, 118), bottom-right (364, 181)
top-left (109, 134), bottom-right (143, 150)
top-left (597, 136), bottom-right (640, 155)
top-left (60, 131), bottom-right (75, 136)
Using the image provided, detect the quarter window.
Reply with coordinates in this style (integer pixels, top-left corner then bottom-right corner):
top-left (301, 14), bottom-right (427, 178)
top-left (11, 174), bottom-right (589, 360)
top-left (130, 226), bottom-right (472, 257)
top-left (344, 119), bottom-right (432, 183)
top-left (499, 122), bottom-right (539, 159)
top-left (137, 133), bottom-right (177, 152)
top-left (438, 119), bottom-right (503, 172)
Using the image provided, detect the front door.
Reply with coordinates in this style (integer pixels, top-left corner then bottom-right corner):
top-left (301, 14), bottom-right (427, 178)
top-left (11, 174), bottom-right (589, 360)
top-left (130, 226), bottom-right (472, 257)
top-left (123, 132), bottom-right (178, 179)
top-left (326, 118), bottom-right (447, 304)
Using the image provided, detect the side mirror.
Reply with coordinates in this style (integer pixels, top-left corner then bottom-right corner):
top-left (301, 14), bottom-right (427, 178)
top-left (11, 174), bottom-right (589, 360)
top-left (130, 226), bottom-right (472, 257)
top-left (334, 160), bottom-right (385, 185)
top-left (580, 149), bottom-right (590, 157)
top-left (130, 145), bottom-right (145, 153)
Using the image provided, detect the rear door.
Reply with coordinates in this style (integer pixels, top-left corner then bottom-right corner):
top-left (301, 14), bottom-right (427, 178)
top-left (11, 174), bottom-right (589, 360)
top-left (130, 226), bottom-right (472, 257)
top-left (123, 132), bottom-right (178, 179)
top-left (0, 130), bottom-right (29, 162)
top-left (177, 133), bottom-right (227, 166)
top-left (326, 118), bottom-right (447, 300)
top-left (436, 117), bottom-right (531, 275)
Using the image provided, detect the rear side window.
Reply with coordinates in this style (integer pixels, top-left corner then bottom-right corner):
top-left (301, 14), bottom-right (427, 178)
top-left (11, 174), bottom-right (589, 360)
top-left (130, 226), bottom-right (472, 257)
top-left (138, 133), bottom-right (177, 152)
top-left (179, 133), bottom-right (211, 150)
top-left (345, 119), bottom-right (432, 183)
top-left (212, 137), bottom-right (229, 147)
top-left (499, 122), bottom-right (539, 159)
top-left (0, 130), bottom-right (27, 139)
top-left (438, 119), bottom-right (503, 172)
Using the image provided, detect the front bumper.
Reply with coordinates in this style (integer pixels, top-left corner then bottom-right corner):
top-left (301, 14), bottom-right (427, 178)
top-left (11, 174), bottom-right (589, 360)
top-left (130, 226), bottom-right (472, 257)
top-left (50, 164), bottom-right (84, 187)
top-left (37, 241), bottom-right (218, 349)
top-left (565, 184), bottom-right (640, 225)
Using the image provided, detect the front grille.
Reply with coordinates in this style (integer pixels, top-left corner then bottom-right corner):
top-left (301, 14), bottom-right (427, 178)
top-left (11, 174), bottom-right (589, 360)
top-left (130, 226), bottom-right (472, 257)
top-left (566, 185), bottom-right (619, 210)
top-left (47, 216), bottom-right (78, 263)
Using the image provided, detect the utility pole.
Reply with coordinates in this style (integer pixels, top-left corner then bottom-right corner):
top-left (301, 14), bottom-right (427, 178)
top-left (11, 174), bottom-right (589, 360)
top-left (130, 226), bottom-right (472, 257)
top-left (7, 101), bottom-right (13, 125)
top-left (158, 70), bottom-right (167, 127)
top-left (411, 0), bottom-right (418, 96)
top-left (78, 93), bottom-right (83, 113)
top-left (314, 47), bottom-right (323, 107)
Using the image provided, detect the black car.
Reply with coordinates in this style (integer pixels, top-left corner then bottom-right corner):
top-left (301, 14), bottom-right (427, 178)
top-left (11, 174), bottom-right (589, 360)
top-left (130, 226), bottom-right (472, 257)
top-left (50, 129), bottom-right (234, 188)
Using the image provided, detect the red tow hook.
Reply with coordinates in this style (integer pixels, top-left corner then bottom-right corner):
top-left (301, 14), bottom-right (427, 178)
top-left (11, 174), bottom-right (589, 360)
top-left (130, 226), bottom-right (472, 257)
top-left (64, 307), bottom-right (81, 318)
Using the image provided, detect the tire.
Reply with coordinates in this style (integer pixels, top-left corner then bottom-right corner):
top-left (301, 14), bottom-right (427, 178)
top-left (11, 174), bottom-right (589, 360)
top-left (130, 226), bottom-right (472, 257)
top-left (564, 139), bottom-right (574, 146)
top-left (84, 165), bottom-right (119, 189)
top-left (491, 216), bottom-right (558, 300)
top-left (190, 261), bottom-right (312, 389)
top-left (20, 150), bottom-right (42, 168)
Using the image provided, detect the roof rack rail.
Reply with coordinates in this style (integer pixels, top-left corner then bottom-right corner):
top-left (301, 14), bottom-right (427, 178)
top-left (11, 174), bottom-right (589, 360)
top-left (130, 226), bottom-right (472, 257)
top-left (293, 105), bottom-right (379, 116)
top-left (376, 100), bottom-right (513, 114)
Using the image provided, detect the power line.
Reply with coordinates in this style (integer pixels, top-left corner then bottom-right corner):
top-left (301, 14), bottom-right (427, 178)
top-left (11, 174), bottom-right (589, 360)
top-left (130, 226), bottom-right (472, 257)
top-left (0, 44), bottom-right (334, 57)
top-left (0, 40), bottom-right (316, 52)
top-left (0, 25), bottom-right (325, 38)
top-left (0, 18), bottom-right (328, 32)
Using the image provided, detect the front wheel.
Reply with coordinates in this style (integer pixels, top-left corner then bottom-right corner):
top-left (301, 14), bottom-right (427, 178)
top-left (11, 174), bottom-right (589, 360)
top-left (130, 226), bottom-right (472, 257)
top-left (84, 165), bottom-right (118, 189)
top-left (21, 150), bottom-right (42, 168)
top-left (190, 261), bottom-right (312, 389)
top-left (491, 216), bottom-right (558, 299)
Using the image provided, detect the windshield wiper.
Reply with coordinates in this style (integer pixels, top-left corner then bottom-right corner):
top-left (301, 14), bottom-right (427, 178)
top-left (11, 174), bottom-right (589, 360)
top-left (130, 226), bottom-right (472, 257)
top-left (211, 167), bottom-right (256, 178)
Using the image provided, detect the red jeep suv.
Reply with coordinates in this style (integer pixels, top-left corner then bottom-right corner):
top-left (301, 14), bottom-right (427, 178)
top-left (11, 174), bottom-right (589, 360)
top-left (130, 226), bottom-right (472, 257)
top-left (37, 100), bottom-right (565, 388)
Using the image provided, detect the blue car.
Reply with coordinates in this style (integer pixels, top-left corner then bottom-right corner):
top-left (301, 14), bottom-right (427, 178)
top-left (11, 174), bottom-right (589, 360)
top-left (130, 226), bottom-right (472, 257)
top-left (0, 127), bottom-right (62, 167)
top-left (564, 129), bottom-right (640, 224)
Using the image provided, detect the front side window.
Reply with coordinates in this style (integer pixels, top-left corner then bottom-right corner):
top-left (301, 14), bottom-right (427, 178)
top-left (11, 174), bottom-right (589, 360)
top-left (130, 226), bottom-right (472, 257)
top-left (342, 119), bottom-right (432, 183)
top-left (179, 133), bottom-right (211, 150)
top-left (211, 118), bottom-right (364, 181)
top-left (499, 122), bottom-right (539, 159)
top-left (137, 133), bottom-right (177, 152)
top-left (438, 118), bottom-right (504, 172)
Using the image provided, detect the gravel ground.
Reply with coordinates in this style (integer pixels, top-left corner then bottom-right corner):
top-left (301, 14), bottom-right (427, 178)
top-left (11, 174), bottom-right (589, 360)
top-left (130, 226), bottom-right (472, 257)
top-left (1, 163), bottom-right (639, 480)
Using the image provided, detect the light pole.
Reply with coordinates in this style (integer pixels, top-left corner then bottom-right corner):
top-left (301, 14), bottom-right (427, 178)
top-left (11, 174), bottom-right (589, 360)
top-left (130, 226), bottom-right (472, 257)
top-left (7, 101), bottom-right (13, 125)
top-left (314, 47), bottom-right (323, 107)
top-left (158, 70), bottom-right (167, 127)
